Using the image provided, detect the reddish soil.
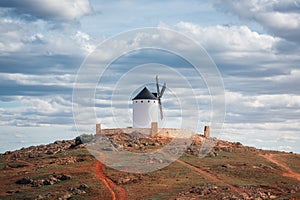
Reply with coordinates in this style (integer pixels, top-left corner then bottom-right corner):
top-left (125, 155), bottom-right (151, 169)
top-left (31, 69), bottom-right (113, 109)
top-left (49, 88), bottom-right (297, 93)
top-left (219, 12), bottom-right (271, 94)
top-left (261, 153), bottom-right (300, 182)
top-left (1, 137), bottom-right (299, 199)
top-left (175, 159), bottom-right (250, 199)
top-left (95, 161), bottom-right (127, 200)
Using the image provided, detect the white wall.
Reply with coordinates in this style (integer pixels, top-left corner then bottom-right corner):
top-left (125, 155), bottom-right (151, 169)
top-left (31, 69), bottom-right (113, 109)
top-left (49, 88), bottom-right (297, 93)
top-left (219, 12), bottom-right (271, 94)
top-left (133, 99), bottom-right (158, 128)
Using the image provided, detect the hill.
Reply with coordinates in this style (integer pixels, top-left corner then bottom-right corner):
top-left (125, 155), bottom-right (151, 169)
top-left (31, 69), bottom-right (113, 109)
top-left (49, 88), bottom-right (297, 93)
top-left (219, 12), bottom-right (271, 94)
top-left (0, 132), bottom-right (299, 200)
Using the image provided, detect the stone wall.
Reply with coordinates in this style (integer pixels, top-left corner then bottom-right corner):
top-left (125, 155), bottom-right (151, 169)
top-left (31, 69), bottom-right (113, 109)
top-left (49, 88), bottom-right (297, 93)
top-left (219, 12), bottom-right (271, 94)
top-left (101, 128), bottom-right (151, 135)
top-left (100, 127), bottom-right (195, 138)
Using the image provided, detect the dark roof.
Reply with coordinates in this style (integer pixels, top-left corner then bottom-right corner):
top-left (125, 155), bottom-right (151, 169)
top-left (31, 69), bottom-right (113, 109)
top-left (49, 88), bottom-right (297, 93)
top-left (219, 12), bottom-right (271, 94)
top-left (152, 92), bottom-right (158, 98)
top-left (132, 87), bottom-right (157, 100)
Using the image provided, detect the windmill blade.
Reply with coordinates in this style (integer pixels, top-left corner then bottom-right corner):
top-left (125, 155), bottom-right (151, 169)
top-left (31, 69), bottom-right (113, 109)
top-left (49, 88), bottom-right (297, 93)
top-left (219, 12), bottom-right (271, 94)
top-left (160, 82), bottom-right (166, 97)
top-left (156, 75), bottom-right (160, 97)
top-left (158, 98), bottom-right (163, 120)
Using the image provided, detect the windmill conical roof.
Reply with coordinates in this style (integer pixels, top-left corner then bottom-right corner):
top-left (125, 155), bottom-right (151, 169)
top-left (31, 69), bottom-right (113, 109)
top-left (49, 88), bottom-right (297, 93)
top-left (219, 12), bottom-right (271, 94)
top-left (132, 87), bottom-right (157, 100)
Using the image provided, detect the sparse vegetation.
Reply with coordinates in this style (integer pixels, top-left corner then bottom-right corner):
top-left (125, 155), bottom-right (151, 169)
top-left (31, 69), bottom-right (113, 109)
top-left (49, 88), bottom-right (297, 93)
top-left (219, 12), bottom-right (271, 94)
top-left (0, 133), bottom-right (299, 199)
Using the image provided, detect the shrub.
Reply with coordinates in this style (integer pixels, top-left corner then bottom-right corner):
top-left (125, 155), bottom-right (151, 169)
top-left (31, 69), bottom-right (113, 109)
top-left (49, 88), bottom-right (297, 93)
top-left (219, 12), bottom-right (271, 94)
top-left (75, 134), bottom-right (94, 145)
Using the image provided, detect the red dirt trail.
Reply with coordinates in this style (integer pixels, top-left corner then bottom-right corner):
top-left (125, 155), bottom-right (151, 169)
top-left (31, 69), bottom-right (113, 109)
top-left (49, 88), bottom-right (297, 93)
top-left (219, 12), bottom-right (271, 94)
top-left (260, 153), bottom-right (300, 182)
top-left (94, 161), bottom-right (127, 200)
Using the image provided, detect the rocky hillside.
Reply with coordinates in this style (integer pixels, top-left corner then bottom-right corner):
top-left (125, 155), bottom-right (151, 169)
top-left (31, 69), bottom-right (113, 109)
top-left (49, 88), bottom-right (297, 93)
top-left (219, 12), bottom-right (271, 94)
top-left (0, 133), bottom-right (299, 200)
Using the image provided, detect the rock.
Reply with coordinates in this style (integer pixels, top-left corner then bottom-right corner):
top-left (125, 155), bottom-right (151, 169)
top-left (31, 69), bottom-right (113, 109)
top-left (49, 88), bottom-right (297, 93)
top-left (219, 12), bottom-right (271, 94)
top-left (290, 189), bottom-right (296, 193)
top-left (220, 147), bottom-right (233, 152)
top-left (115, 144), bottom-right (124, 149)
top-left (28, 153), bottom-right (36, 158)
top-left (78, 183), bottom-right (90, 191)
top-left (6, 190), bottom-right (19, 194)
top-left (258, 164), bottom-right (272, 170)
top-left (7, 162), bottom-right (28, 168)
top-left (43, 179), bottom-right (54, 185)
top-left (142, 142), bottom-right (149, 146)
top-left (35, 195), bottom-right (43, 200)
top-left (117, 177), bottom-right (131, 184)
top-left (76, 158), bottom-right (86, 162)
top-left (17, 173), bottom-right (71, 187)
top-left (69, 184), bottom-right (90, 195)
top-left (44, 175), bottom-right (59, 185)
top-left (58, 192), bottom-right (72, 200)
top-left (73, 143), bottom-right (85, 149)
top-left (12, 153), bottom-right (21, 159)
top-left (70, 188), bottom-right (86, 195)
top-left (16, 177), bottom-right (33, 184)
top-left (259, 191), bottom-right (268, 199)
top-left (229, 195), bottom-right (238, 199)
top-left (207, 151), bottom-right (218, 157)
top-left (221, 164), bottom-right (234, 168)
top-left (46, 150), bottom-right (54, 155)
top-left (139, 146), bottom-right (145, 151)
top-left (54, 140), bottom-right (62, 145)
top-left (58, 174), bottom-right (71, 180)
top-left (32, 180), bottom-right (45, 187)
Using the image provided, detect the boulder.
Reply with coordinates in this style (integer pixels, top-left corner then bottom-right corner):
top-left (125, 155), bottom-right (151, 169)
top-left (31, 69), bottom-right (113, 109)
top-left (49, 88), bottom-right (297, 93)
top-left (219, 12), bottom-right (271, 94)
top-left (78, 184), bottom-right (90, 191)
top-left (16, 177), bottom-right (33, 184)
top-left (57, 174), bottom-right (71, 181)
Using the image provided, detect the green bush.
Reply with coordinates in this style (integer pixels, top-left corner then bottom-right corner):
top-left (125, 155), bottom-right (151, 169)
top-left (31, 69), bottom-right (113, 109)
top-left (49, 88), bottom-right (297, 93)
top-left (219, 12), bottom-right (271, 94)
top-left (75, 134), bottom-right (94, 145)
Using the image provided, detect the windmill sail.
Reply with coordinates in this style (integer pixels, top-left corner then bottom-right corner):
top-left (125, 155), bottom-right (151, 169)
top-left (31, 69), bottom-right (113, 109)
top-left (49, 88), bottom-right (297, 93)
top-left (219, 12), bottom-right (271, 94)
top-left (156, 75), bottom-right (160, 97)
top-left (160, 82), bottom-right (166, 97)
top-left (156, 76), bottom-right (166, 120)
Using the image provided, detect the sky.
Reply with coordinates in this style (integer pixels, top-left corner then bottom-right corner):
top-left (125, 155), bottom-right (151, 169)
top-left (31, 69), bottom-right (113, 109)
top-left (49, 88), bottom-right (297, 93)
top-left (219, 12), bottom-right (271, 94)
top-left (0, 0), bottom-right (299, 153)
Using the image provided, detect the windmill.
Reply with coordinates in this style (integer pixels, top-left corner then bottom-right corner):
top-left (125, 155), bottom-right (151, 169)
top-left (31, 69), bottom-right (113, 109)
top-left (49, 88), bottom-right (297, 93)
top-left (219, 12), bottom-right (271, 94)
top-left (156, 75), bottom-right (166, 120)
top-left (132, 76), bottom-right (166, 128)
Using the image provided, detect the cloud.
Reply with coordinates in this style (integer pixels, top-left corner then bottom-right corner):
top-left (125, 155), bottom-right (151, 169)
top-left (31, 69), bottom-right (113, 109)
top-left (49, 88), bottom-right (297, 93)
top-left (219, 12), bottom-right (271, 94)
top-left (0, 96), bottom-right (73, 127)
top-left (0, 0), bottom-right (299, 154)
top-left (0, 17), bottom-right (97, 56)
top-left (1, 23), bottom-right (298, 129)
top-left (0, 73), bottom-right (74, 98)
top-left (213, 0), bottom-right (300, 44)
top-left (171, 21), bottom-right (300, 97)
top-left (174, 22), bottom-right (279, 53)
top-left (225, 91), bottom-right (300, 123)
top-left (0, 0), bottom-right (92, 20)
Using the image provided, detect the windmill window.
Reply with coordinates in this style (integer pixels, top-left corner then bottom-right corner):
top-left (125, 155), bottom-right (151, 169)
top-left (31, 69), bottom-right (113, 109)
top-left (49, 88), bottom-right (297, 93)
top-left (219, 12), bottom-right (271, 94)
top-left (154, 101), bottom-right (155, 103)
top-left (135, 101), bottom-right (137, 103)
top-left (148, 100), bottom-right (150, 103)
top-left (141, 100), bottom-right (143, 103)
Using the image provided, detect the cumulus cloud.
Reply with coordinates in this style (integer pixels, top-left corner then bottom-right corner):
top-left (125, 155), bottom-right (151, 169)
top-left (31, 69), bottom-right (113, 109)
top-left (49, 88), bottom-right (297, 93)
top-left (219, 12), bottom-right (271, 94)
top-left (171, 21), bottom-right (300, 98)
top-left (213, 0), bottom-right (300, 44)
top-left (0, 0), bottom-right (299, 153)
top-left (0, 17), bottom-right (97, 56)
top-left (225, 91), bottom-right (300, 123)
top-left (174, 21), bottom-right (280, 53)
top-left (0, 0), bottom-right (92, 20)
top-left (0, 95), bottom-right (73, 127)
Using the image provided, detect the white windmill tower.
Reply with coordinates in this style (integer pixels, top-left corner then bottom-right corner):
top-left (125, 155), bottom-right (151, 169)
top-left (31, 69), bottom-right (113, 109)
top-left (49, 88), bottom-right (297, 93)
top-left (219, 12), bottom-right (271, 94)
top-left (132, 76), bottom-right (166, 128)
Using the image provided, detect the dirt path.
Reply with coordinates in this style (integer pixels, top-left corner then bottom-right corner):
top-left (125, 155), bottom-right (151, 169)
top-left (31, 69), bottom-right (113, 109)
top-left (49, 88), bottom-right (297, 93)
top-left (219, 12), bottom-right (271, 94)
top-left (94, 161), bottom-right (127, 200)
top-left (175, 159), bottom-right (250, 199)
top-left (260, 153), bottom-right (300, 182)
